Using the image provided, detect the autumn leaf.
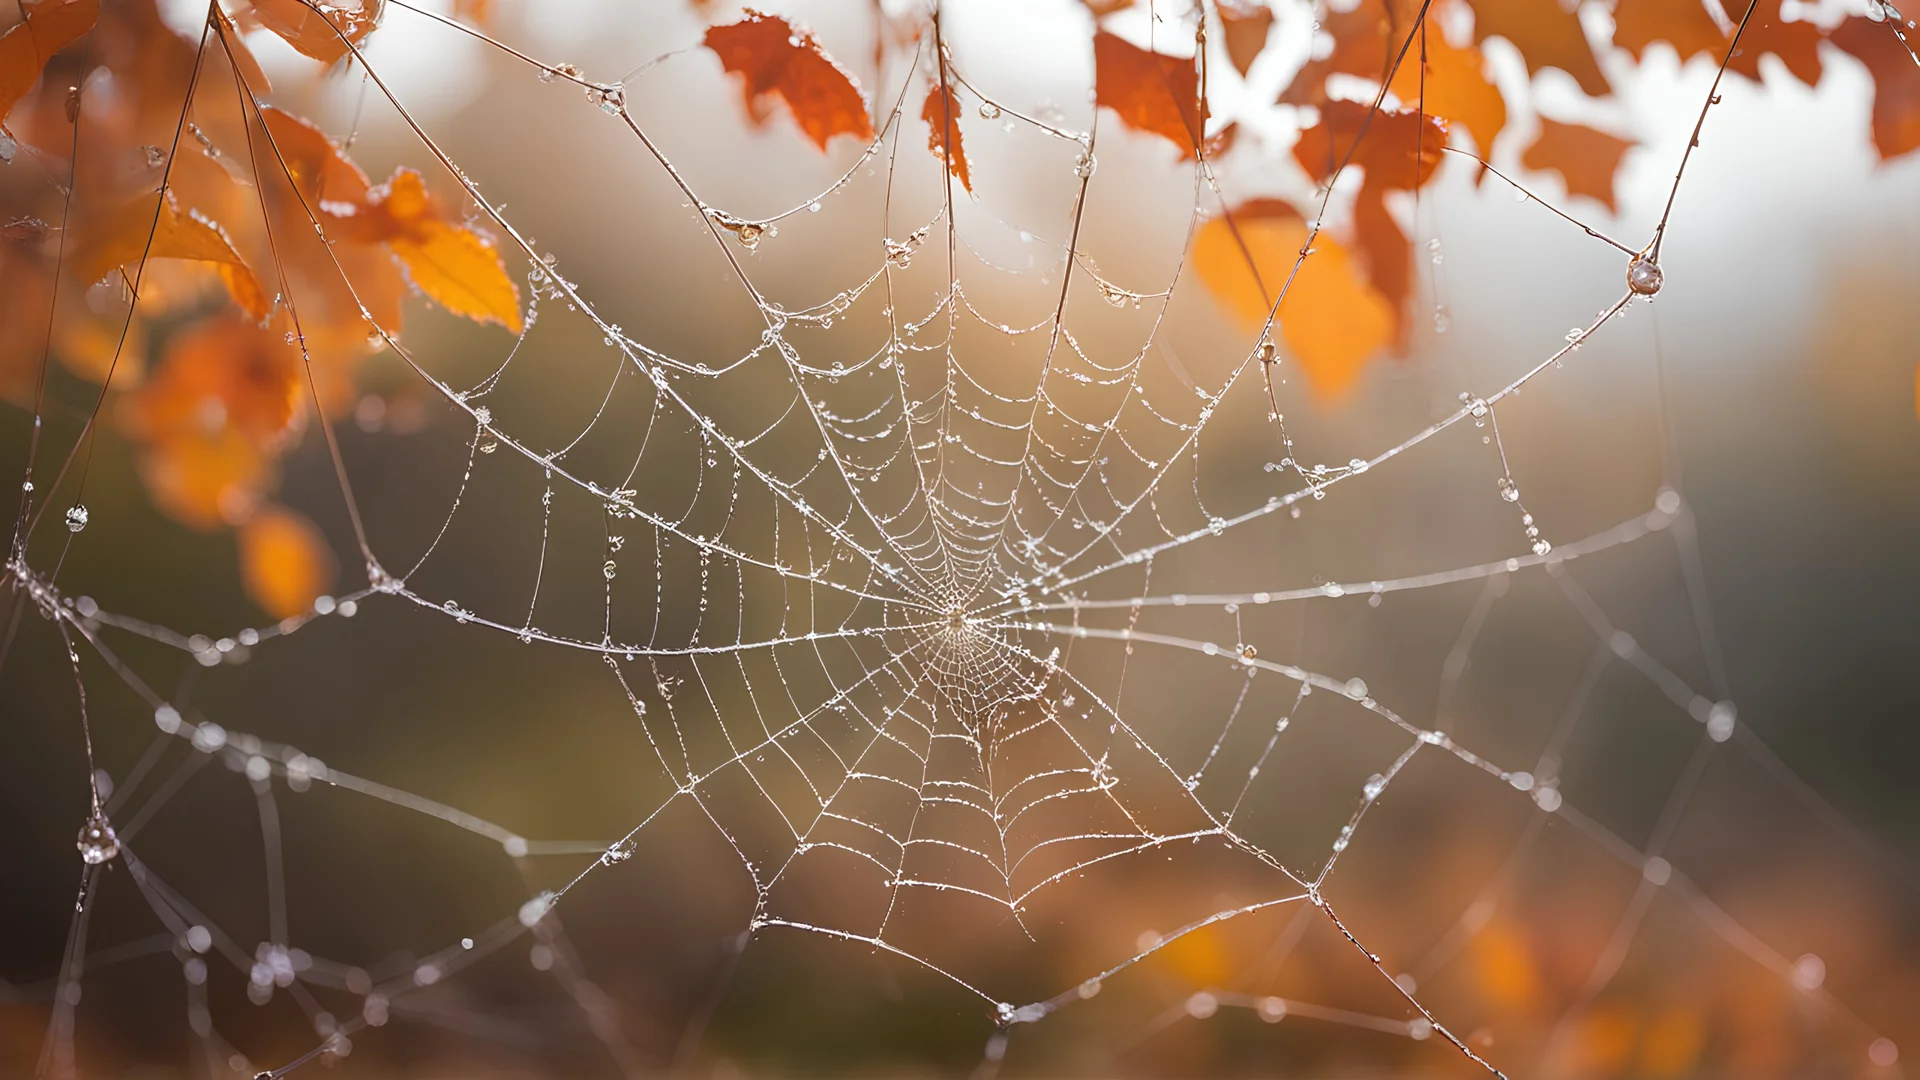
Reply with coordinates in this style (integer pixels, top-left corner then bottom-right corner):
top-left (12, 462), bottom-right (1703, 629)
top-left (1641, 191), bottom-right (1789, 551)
top-left (1352, 183), bottom-right (1412, 340)
top-left (0, 245), bottom-right (54, 404)
top-left (1094, 31), bottom-right (1204, 157)
top-left (1292, 101), bottom-right (1446, 191)
top-left (124, 314), bottom-right (304, 447)
top-left (1721, 0), bottom-right (1823, 87)
top-left (72, 190), bottom-right (270, 319)
top-left (1193, 199), bottom-right (1395, 400)
top-left (1292, 103), bottom-right (1444, 336)
top-left (120, 315), bottom-right (306, 528)
top-left (1217, 0), bottom-right (1275, 78)
top-left (1612, 0), bottom-right (1726, 64)
top-left (326, 167), bottom-right (523, 333)
top-left (56, 311), bottom-right (147, 388)
top-left (249, 107), bottom-right (406, 392)
top-left (137, 428), bottom-right (274, 529)
top-left (1521, 118), bottom-right (1635, 211)
top-left (260, 105), bottom-right (374, 203)
top-left (1463, 0), bottom-right (1610, 97)
top-left (239, 504), bottom-right (336, 619)
top-left (213, 7), bottom-right (272, 96)
top-left (923, 78), bottom-right (971, 192)
top-left (1278, 0), bottom-right (1409, 105)
top-left (1387, 23), bottom-right (1507, 154)
top-left (246, 0), bottom-right (382, 65)
top-left (1831, 17), bottom-right (1920, 161)
top-left (0, 0), bottom-right (99, 123)
top-left (704, 10), bottom-right (875, 152)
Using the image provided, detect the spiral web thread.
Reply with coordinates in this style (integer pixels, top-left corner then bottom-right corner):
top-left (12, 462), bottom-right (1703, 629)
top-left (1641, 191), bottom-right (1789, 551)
top-left (6, 1), bottom-right (1917, 1077)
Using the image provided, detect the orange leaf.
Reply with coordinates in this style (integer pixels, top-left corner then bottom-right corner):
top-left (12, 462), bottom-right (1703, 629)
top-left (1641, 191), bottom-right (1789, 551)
top-left (1217, 0), bottom-right (1275, 78)
top-left (72, 190), bottom-right (270, 319)
top-left (254, 106), bottom-right (406, 357)
top-left (238, 504), bottom-right (336, 619)
top-left (1388, 23), bottom-right (1506, 154)
top-left (1613, 0), bottom-right (1726, 63)
top-left (1291, 103), bottom-right (1440, 340)
top-left (213, 8), bottom-right (273, 96)
top-left (1722, 0), bottom-right (1823, 87)
top-left (124, 313), bottom-right (304, 449)
top-left (1082, 0), bottom-right (1134, 15)
top-left (137, 427), bottom-right (273, 530)
top-left (1463, 0), bottom-right (1610, 97)
top-left (121, 315), bottom-right (306, 529)
top-left (1279, 0), bottom-right (1418, 105)
top-left (56, 311), bottom-right (146, 388)
top-left (0, 245), bottom-right (54, 405)
top-left (1831, 17), bottom-right (1920, 161)
top-left (1094, 31), bottom-right (1204, 157)
top-left (327, 167), bottom-right (523, 333)
top-left (259, 105), bottom-right (373, 204)
top-left (1352, 181), bottom-right (1411, 341)
top-left (923, 78), bottom-right (971, 192)
top-left (1193, 200), bottom-right (1395, 400)
top-left (0, 0), bottom-right (99, 123)
top-left (1521, 118), bottom-right (1635, 211)
top-left (1293, 101), bottom-right (1446, 190)
top-left (246, 0), bottom-right (382, 65)
top-left (703, 10), bottom-right (875, 152)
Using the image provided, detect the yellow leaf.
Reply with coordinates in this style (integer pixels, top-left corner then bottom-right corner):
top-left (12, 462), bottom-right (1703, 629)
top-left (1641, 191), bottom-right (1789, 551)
top-left (337, 168), bottom-right (524, 333)
top-left (1193, 203), bottom-right (1393, 401)
top-left (389, 221), bottom-right (523, 333)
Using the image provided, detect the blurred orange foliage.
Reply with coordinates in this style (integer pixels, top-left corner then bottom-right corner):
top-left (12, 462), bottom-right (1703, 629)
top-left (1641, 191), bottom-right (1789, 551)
top-left (238, 503), bottom-right (335, 619)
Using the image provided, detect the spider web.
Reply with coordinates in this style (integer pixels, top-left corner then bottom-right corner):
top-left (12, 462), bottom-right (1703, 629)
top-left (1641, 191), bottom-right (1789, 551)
top-left (4, 1), bottom-right (1916, 1077)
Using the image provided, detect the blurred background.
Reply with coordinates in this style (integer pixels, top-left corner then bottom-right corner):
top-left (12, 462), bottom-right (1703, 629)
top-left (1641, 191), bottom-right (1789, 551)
top-left (1, 0), bottom-right (1918, 1077)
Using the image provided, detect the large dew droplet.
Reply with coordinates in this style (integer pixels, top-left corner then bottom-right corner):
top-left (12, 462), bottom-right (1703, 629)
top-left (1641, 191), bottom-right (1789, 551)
top-left (77, 808), bottom-right (119, 865)
top-left (1627, 256), bottom-right (1663, 296)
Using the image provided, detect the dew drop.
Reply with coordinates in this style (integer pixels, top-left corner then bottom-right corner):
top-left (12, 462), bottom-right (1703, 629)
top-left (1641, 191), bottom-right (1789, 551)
top-left (77, 808), bottom-right (119, 865)
top-left (1627, 255), bottom-right (1663, 296)
top-left (64, 505), bottom-right (88, 532)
